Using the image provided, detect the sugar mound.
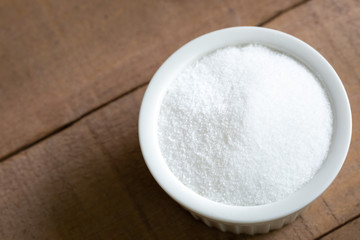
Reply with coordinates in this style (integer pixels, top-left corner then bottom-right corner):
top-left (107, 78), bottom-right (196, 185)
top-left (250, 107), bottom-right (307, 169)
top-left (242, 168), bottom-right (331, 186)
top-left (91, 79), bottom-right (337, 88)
top-left (157, 44), bottom-right (333, 206)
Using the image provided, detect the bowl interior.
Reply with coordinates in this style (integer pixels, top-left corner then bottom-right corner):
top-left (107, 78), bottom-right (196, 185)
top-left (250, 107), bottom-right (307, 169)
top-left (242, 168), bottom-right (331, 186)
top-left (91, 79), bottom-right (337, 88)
top-left (138, 27), bottom-right (352, 224)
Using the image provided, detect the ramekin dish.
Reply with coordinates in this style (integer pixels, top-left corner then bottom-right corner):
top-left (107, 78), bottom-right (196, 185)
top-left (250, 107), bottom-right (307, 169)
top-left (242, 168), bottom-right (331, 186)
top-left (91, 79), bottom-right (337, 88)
top-left (138, 27), bottom-right (352, 235)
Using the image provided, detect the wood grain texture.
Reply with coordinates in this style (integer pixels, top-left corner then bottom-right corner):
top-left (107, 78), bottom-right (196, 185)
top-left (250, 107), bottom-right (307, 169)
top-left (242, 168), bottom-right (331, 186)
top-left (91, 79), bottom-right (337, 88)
top-left (0, 0), bottom-right (302, 159)
top-left (0, 0), bottom-right (359, 239)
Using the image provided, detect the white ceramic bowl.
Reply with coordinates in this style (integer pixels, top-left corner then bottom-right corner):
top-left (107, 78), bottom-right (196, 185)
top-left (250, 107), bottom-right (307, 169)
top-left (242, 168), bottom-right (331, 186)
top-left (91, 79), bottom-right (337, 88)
top-left (138, 27), bottom-right (352, 235)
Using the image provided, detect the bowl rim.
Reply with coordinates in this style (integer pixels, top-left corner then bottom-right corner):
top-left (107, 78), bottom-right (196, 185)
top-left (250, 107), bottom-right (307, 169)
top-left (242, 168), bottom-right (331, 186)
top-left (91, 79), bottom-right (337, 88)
top-left (138, 26), bottom-right (352, 224)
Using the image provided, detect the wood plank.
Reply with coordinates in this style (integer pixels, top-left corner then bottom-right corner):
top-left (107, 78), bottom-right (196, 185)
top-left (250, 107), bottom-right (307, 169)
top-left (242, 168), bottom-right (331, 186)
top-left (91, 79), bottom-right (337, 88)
top-left (320, 217), bottom-right (360, 240)
top-left (0, 86), bottom-right (235, 240)
top-left (0, 0), bottom-right (302, 159)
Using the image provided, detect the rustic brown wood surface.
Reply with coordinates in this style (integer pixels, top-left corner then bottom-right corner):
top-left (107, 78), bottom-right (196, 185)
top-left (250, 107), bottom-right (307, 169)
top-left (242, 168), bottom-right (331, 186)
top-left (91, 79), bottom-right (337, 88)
top-left (0, 0), bottom-right (302, 160)
top-left (0, 0), bottom-right (359, 239)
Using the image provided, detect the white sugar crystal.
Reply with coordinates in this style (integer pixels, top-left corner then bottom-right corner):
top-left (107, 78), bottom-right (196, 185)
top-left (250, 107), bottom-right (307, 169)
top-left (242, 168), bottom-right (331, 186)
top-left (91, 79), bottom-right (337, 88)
top-left (157, 44), bottom-right (333, 206)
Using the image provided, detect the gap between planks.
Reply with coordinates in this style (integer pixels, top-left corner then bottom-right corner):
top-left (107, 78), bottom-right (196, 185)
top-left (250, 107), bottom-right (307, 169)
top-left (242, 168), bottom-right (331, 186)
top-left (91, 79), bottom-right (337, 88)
top-left (258, 0), bottom-right (311, 26)
top-left (315, 214), bottom-right (360, 239)
top-left (0, 82), bottom-right (148, 162)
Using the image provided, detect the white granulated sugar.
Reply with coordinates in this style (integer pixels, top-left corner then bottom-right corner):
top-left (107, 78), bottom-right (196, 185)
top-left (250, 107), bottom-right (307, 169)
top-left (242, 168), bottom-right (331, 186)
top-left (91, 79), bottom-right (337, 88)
top-left (157, 44), bottom-right (333, 206)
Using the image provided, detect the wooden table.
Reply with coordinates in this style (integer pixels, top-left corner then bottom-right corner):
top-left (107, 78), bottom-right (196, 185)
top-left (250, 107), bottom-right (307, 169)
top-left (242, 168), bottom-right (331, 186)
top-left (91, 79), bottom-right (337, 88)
top-left (1, 0), bottom-right (359, 239)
